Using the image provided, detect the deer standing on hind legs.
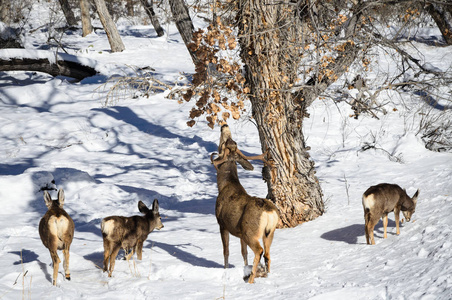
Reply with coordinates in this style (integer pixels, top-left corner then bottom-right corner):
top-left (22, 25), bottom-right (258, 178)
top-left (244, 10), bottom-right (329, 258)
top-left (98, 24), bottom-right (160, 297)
top-left (211, 125), bottom-right (280, 283)
top-left (39, 188), bottom-right (75, 285)
top-left (362, 183), bottom-right (419, 245)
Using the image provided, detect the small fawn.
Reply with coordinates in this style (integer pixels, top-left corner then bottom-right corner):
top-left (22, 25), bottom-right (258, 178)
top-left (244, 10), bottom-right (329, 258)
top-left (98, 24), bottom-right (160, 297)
top-left (101, 199), bottom-right (163, 277)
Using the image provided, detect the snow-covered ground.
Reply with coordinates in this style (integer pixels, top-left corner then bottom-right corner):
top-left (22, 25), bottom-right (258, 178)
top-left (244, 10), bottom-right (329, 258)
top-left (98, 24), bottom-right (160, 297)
top-left (0, 2), bottom-right (451, 299)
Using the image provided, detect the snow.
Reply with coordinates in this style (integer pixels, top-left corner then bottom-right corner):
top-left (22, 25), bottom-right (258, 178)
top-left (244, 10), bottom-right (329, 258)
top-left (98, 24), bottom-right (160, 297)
top-left (1, 2), bottom-right (452, 299)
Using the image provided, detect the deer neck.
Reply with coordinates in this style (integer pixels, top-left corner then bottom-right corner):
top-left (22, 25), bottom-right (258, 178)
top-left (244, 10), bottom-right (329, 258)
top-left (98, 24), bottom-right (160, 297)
top-left (216, 161), bottom-right (242, 193)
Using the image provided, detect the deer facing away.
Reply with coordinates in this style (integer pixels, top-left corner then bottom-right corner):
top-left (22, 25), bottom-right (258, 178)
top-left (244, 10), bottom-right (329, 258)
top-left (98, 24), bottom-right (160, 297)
top-left (39, 188), bottom-right (75, 286)
top-left (211, 125), bottom-right (279, 283)
top-left (101, 199), bottom-right (163, 277)
top-left (362, 183), bottom-right (419, 245)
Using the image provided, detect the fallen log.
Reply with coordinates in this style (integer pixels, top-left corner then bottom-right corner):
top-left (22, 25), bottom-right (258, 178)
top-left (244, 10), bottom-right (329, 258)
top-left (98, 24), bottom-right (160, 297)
top-left (0, 49), bottom-right (98, 80)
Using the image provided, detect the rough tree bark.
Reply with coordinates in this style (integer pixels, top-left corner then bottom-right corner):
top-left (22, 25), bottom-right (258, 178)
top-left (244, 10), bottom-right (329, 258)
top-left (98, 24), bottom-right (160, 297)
top-left (0, 0), bottom-right (11, 24)
top-left (139, 0), bottom-right (164, 37)
top-left (93, 0), bottom-right (125, 52)
top-left (168, 0), bottom-right (198, 64)
top-left (58, 0), bottom-right (77, 26)
top-left (237, 0), bottom-right (324, 227)
top-left (80, 0), bottom-right (93, 37)
top-left (234, 0), bottom-right (367, 227)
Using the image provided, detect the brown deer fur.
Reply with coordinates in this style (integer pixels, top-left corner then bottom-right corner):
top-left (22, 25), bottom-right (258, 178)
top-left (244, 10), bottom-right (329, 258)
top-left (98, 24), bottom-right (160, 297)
top-left (362, 183), bottom-right (419, 245)
top-left (211, 125), bottom-right (279, 284)
top-left (101, 199), bottom-right (163, 277)
top-left (39, 189), bottom-right (75, 285)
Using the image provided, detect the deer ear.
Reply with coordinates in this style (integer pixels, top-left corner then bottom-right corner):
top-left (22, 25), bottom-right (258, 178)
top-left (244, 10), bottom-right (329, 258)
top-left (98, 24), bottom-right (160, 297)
top-left (57, 188), bottom-right (65, 207)
top-left (43, 191), bottom-right (53, 208)
top-left (237, 157), bottom-right (254, 171)
top-left (152, 199), bottom-right (159, 212)
top-left (138, 201), bottom-right (149, 214)
top-left (412, 189), bottom-right (419, 204)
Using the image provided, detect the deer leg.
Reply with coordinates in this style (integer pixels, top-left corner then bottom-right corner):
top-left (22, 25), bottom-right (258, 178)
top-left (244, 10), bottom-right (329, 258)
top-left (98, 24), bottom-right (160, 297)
top-left (220, 228), bottom-right (230, 268)
top-left (136, 240), bottom-right (144, 260)
top-left (49, 249), bottom-right (60, 286)
top-left (240, 239), bottom-right (248, 266)
top-left (108, 244), bottom-right (121, 277)
top-left (63, 244), bottom-right (71, 280)
top-left (383, 213), bottom-right (389, 239)
top-left (364, 212), bottom-right (370, 245)
top-left (394, 208), bottom-right (401, 235)
top-left (366, 216), bottom-right (378, 245)
top-left (247, 239), bottom-right (263, 284)
top-left (102, 239), bottom-right (111, 272)
top-left (263, 229), bottom-right (275, 273)
top-left (125, 247), bottom-right (134, 261)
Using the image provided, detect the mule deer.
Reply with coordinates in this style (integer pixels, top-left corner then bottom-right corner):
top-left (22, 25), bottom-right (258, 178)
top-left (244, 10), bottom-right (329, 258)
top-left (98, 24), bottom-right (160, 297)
top-left (101, 199), bottom-right (163, 277)
top-left (362, 183), bottom-right (419, 245)
top-left (211, 125), bottom-right (279, 283)
top-left (39, 188), bottom-right (75, 285)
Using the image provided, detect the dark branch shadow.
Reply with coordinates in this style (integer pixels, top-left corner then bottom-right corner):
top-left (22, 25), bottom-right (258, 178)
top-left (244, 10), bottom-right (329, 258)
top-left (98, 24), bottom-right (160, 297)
top-left (91, 106), bottom-right (218, 153)
top-left (416, 90), bottom-right (452, 110)
top-left (152, 241), bottom-right (224, 268)
top-left (10, 249), bottom-right (52, 284)
top-left (10, 249), bottom-right (38, 265)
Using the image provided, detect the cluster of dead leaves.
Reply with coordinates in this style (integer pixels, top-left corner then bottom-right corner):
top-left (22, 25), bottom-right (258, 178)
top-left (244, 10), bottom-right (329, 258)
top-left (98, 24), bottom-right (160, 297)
top-left (182, 18), bottom-right (249, 129)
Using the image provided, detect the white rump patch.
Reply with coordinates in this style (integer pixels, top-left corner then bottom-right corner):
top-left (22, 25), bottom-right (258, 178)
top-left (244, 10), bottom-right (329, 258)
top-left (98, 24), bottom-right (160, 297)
top-left (262, 211), bottom-right (278, 235)
top-left (48, 215), bottom-right (59, 236)
top-left (101, 219), bottom-right (115, 236)
top-left (48, 215), bottom-right (70, 248)
top-left (56, 217), bottom-right (70, 240)
top-left (362, 194), bottom-right (375, 210)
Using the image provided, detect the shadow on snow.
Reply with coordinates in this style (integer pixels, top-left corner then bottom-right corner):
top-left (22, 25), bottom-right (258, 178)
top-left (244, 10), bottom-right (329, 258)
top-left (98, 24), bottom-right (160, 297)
top-left (321, 219), bottom-right (397, 244)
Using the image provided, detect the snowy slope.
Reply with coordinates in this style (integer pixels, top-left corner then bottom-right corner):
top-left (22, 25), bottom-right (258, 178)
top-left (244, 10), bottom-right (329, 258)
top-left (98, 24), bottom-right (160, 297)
top-left (0, 2), bottom-right (451, 299)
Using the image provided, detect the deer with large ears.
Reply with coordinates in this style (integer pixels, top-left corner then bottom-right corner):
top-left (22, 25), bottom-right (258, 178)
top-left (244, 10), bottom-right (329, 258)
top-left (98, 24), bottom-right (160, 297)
top-left (363, 183), bottom-right (419, 245)
top-left (39, 188), bottom-right (75, 286)
top-left (101, 199), bottom-right (163, 277)
top-left (211, 124), bottom-right (279, 283)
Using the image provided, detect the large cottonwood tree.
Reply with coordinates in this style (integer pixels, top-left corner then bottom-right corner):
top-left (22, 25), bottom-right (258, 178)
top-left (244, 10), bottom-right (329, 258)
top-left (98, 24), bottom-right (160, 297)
top-left (234, 0), bottom-right (326, 226)
top-left (232, 0), bottom-right (363, 226)
top-left (178, 0), bottom-right (452, 227)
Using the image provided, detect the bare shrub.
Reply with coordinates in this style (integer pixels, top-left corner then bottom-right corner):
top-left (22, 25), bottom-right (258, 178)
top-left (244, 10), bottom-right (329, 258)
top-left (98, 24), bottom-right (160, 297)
top-left (99, 66), bottom-right (171, 106)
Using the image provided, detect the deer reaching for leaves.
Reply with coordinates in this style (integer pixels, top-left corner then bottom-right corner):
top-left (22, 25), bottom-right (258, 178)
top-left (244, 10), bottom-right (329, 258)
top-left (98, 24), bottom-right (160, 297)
top-left (211, 125), bottom-right (279, 283)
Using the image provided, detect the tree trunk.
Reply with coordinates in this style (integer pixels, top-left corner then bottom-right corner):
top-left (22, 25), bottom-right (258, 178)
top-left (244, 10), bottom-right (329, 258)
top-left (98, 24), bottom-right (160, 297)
top-left (0, 0), bottom-right (11, 24)
top-left (58, 0), bottom-right (77, 26)
top-left (168, 0), bottom-right (198, 64)
top-left (80, 0), bottom-right (93, 37)
top-left (237, 0), bottom-right (324, 227)
top-left (140, 0), bottom-right (164, 37)
top-left (93, 0), bottom-right (125, 52)
top-left (425, 3), bottom-right (452, 45)
top-left (126, 0), bottom-right (134, 16)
